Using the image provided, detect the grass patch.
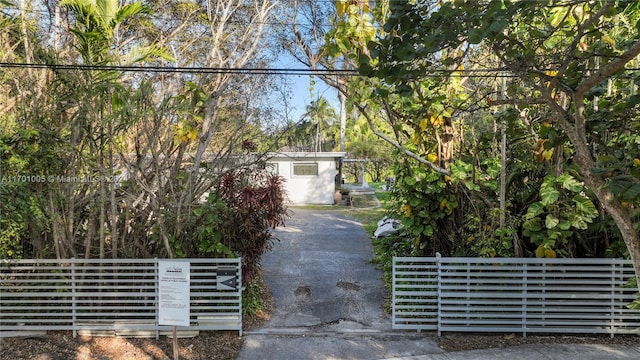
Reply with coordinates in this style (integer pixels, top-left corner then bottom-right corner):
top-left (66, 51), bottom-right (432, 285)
top-left (343, 191), bottom-right (392, 234)
top-left (344, 207), bottom-right (387, 234)
top-left (288, 191), bottom-right (392, 234)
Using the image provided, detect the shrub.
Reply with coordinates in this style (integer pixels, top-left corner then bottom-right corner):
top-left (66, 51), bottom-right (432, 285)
top-left (189, 165), bottom-right (288, 285)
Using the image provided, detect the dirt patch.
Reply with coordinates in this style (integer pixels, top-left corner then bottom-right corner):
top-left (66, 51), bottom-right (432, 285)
top-left (1, 275), bottom-right (275, 360)
top-left (437, 333), bottom-right (640, 352)
top-left (0, 330), bottom-right (242, 360)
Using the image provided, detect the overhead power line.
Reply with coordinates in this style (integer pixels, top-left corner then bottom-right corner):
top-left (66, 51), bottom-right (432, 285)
top-left (0, 62), bottom-right (360, 76)
top-left (1, 62), bottom-right (638, 78)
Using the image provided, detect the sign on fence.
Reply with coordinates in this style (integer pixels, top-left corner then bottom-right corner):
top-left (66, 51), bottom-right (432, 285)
top-left (158, 261), bottom-right (191, 327)
top-left (217, 267), bottom-right (238, 290)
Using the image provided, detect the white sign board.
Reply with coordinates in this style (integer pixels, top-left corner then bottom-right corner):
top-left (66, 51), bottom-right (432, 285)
top-left (158, 260), bottom-right (190, 327)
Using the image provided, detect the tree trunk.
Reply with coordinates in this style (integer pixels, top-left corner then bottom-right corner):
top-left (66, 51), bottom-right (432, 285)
top-left (48, 192), bottom-right (62, 259)
top-left (570, 129), bottom-right (640, 280)
top-left (550, 94), bottom-right (640, 279)
top-left (109, 120), bottom-right (118, 259)
top-left (339, 90), bottom-right (347, 152)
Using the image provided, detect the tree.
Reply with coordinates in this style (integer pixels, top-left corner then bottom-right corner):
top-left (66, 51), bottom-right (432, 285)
top-left (300, 97), bottom-right (338, 152)
top-left (366, 1), bottom-right (640, 276)
top-left (59, 0), bottom-right (167, 258)
top-left (345, 113), bottom-right (393, 182)
top-left (2, 0), bottom-right (285, 262)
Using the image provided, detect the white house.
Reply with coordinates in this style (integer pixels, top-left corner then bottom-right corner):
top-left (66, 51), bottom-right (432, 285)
top-left (267, 152), bottom-right (345, 205)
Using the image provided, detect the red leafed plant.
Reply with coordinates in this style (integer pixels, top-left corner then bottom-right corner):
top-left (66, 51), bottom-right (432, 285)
top-left (213, 167), bottom-right (289, 284)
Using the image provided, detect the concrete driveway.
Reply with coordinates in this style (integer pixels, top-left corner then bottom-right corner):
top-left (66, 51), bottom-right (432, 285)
top-left (236, 208), bottom-right (441, 360)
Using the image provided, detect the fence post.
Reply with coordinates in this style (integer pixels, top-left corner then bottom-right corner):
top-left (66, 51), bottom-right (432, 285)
top-left (436, 252), bottom-right (442, 336)
top-left (522, 262), bottom-right (527, 338)
top-left (154, 258), bottom-right (159, 340)
top-left (71, 258), bottom-right (77, 338)
top-left (610, 262), bottom-right (616, 338)
top-left (239, 257), bottom-right (244, 336)
top-left (391, 256), bottom-right (396, 330)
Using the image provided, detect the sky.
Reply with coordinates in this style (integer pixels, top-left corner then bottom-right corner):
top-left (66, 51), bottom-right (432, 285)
top-left (271, 55), bottom-right (340, 124)
top-left (289, 75), bottom-right (338, 120)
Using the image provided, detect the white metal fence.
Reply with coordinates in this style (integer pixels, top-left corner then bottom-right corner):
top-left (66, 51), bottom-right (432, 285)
top-left (0, 258), bottom-right (243, 337)
top-left (392, 255), bottom-right (640, 336)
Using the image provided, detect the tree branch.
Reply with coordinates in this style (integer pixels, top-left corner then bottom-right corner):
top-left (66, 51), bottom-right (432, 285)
top-left (575, 39), bottom-right (640, 97)
top-left (488, 98), bottom-right (547, 106)
top-left (354, 103), bottom-right (452, 176)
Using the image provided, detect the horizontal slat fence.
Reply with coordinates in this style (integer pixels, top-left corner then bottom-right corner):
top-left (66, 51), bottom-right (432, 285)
top-left (0, 258), bottom-right (243, 337)
top-left (393, 256), bottom-right (640, 336)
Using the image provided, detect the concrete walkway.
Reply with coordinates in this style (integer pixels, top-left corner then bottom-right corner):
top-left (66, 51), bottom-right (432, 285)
top-left (236, 208), bottom-right (640, 360)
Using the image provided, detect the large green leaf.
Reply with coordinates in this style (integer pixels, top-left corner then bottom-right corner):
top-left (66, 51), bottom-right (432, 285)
top-left (573, 195), bottom-right (598, 218)
top-left (540, 177), bottom-right (560, 206)
top-left (468, 28), bottom-right (485, 44)
top-left (525, 202), bottom-right (544, 219)
top-left (545, 214), bottom-right (559, 229)
top-left (558, 220), bottom-right (571, 231)
top-left (622, 184), bottom-right (640, 201)
top-left (523, 218), bottom-right (542, 233)
top-left (557, 173), bottom-right (582, 192)
top-left (569, 214), bottom-right (591, 230)
top-left (114, 3), bottom-right (152, 27)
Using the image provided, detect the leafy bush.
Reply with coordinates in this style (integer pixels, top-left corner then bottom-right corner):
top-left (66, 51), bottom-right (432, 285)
top-left (523, 174), bottom-right (598, 258)
top-left (187, 165), bottom-right (288, 285)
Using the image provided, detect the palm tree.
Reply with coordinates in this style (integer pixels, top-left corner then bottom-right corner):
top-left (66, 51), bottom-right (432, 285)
top-left (300, 97), bottom-right (338, 152)
top-left (60, 0), bottom-right (168, 259)
top-left (61, 0), bottom-right (153, 64)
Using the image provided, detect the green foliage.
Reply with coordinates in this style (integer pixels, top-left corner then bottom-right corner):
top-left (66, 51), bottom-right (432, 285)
top-left (168, 164), bottom-right (287, 284)
top-left (466, 213), bottom-right (516, 258)
top-left (391, 158), bottom-right (459, 256)
top-left (61, 0), bottom-right (156, 64)
top-left (0, 187), bottom-right (24, 259)
top-left (523, 174), bottom-right (599, 257)
top-left (624, 277), bottom-right (640, 310)
top-left (191, 195), bottom-right (234, 258)
top-left (371, 230), bottom-right (413, 290)
top-left (350, 0), bottom-right (640, 267)
top-left (325, 0), bottom-right (375, 61)
top-left (242, 281), bottom-right (267, 317)
top-left (0, 128), bottom-right (59, 259)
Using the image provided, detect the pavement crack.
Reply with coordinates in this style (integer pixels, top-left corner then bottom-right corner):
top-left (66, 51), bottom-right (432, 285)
top-left (310, 317), bottom-right (371, 329)
top-left (336, 280), bottom-right (361, 291)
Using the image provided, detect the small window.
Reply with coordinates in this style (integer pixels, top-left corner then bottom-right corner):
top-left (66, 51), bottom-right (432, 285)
top-left (293, 163), bottom-right (318, 176)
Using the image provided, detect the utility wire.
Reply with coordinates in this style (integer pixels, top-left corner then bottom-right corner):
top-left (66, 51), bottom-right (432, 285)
top-left (1, 62), bottom-right (638, 77)
top-left (0, 62), bottom-right (360, 76)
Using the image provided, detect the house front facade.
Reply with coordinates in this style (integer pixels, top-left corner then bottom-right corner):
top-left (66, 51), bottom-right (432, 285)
top-left (267, 152), bottom-right (345, 205)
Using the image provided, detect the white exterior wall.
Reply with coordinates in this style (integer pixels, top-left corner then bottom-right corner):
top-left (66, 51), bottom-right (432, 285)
top-left (268, 152), bottom-right (344, 205)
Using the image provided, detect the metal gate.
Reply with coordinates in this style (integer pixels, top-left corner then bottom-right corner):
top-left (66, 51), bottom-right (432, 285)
top-left (0, 258), bottom-right (243, 337)
top-left (392, 255), bottom-right (640, 336)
